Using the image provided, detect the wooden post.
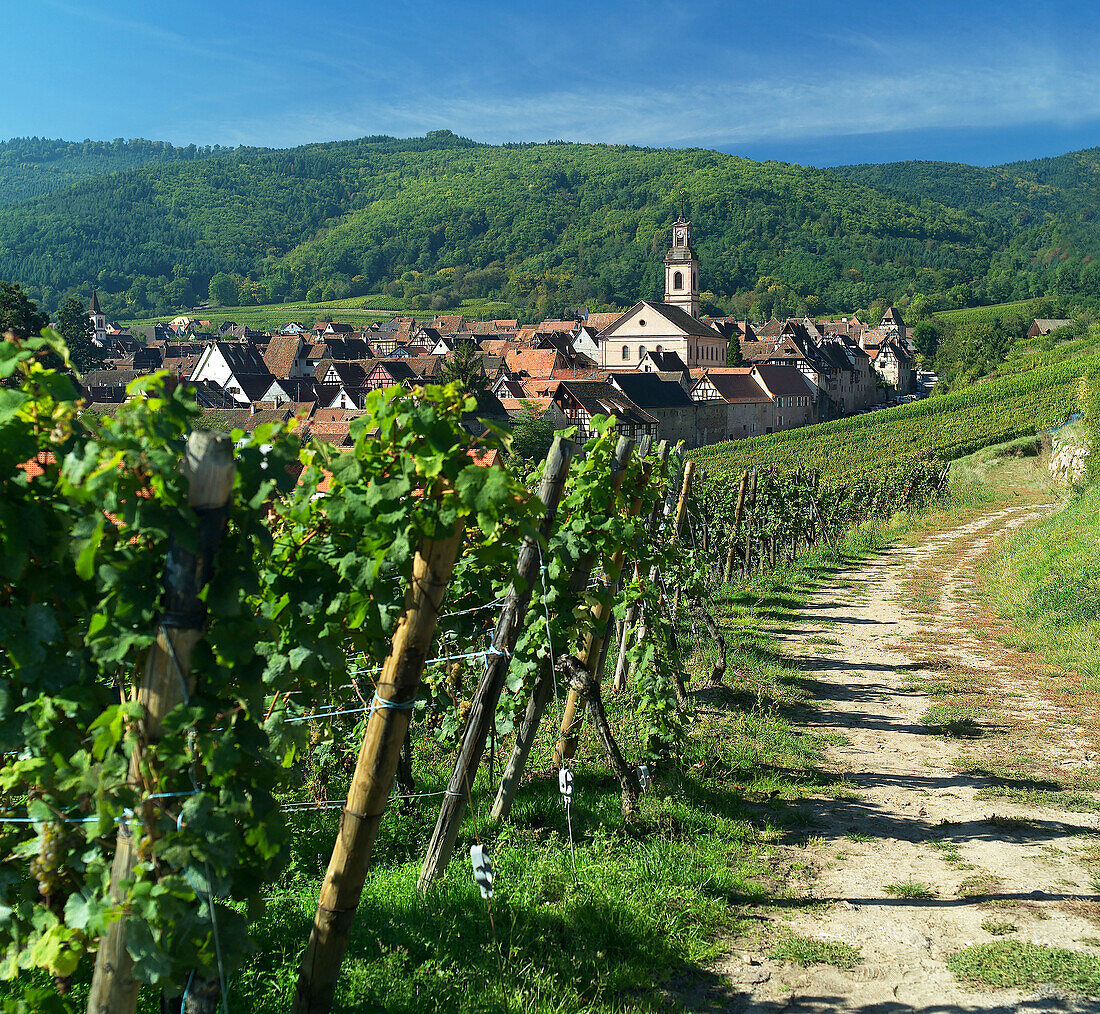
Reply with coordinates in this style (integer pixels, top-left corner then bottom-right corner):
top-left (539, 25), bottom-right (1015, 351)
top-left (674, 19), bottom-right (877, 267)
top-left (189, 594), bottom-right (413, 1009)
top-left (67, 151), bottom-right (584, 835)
top-left (292, 511), bottom-right (463, 1014)
top-left (87, 431), bottom-right (237, 1014)
top-left (489, 436), bottom-right (634, 823)
top-left (552, 457), bottom-right (651, 765)
top-left (721, 471), bottom-right (749, 584)
top-left (613, 441), bottom-right (671, 690)
top-left (742, 468), bottom-right (757, 579)
top-left (417, 437), bottom-right (574, 892)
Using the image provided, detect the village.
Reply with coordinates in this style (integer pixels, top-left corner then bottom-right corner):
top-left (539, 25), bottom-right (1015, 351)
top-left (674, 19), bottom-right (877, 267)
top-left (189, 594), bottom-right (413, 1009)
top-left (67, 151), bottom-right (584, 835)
top-left (76, 215), bottom-right (925, 451)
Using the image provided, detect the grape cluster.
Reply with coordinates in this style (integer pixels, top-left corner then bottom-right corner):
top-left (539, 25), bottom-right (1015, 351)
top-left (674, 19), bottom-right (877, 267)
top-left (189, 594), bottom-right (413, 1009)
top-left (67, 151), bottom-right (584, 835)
top-left (29, 821), bottom-right (67, 898)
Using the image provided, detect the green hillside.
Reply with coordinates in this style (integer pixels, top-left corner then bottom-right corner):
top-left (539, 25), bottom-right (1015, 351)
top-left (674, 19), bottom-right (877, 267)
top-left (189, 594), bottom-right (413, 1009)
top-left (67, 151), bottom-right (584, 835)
top-left (1, 131), bottom-right (1090, 323)
top-left (688, 334), bottom-right (1100, 483)
top-left (833, 149), bottom-right (1100, 305)
top-left (0, 137), bottom-right (256, 206)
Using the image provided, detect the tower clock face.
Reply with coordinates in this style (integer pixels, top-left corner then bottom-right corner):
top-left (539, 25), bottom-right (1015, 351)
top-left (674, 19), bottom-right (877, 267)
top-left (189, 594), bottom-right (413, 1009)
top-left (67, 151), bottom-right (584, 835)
top-left (675, 229), bottom-right (685, 242)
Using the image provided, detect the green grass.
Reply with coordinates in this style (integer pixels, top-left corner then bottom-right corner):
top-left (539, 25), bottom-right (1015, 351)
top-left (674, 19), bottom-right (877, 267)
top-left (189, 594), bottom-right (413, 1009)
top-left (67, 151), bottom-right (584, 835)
top-left (883, 880), bottom-right (937, 899)
top-left (768, 932), bottom-right (862, 968)
top-left (949, 940), bottom-right (1100, 995)
top-left (920, 703), bottom-right (983, 737)
top-left (981, 918), bottom-right (1017, 936)
top-left (980, 483), bottom-right (1100, 682)
top-left (120, 294), bottom-right (518, 331)
top-left (933, 298), bottom-right (1052, 326)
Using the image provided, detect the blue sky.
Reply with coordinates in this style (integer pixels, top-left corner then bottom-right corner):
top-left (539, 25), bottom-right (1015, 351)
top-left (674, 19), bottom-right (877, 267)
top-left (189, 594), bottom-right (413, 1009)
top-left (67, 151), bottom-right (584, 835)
top-left (2, 0), bottom-right (1099, 165)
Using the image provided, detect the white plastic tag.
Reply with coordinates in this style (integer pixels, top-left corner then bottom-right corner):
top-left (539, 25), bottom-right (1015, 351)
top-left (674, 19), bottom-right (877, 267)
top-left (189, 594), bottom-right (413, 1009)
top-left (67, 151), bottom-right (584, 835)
top-left (558, 767), bottom-right (574, 801)
top-left (470, 843), bottom-right (494, 899)
top-left (637, 764), bottom-right (651, 792)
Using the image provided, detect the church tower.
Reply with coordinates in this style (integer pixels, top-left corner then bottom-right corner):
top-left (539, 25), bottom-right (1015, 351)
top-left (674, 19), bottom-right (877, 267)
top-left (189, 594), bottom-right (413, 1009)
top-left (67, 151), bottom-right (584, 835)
top-left (88, 290), bottom-right (106, 342)
top-left (664, 215), bottom-right (699, 317)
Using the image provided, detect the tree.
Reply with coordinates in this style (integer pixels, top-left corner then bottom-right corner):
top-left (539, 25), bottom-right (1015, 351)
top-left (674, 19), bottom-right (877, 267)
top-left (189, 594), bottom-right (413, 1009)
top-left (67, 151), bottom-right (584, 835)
top-left (440, 341), bottom-right (487, 394)
top-left (910, 319), bottom-right (939, 362)
top-left (510, 406), bottom-right (556, 462)
top-left (0, 281), bottom-right (49, 338)
top-left (209, 272), bottom-right (236, 306)
top-left (727, 334), bottom-right (743, 366)
top-left (56, 295), bottom-right (103, 371)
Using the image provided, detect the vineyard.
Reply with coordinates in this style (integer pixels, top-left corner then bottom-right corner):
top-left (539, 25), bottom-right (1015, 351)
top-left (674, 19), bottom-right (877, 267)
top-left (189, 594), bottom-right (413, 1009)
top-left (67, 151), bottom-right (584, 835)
top-left (2, 330), bottom-right (952, 1014)
top-left (690, 340), bottom-right (1100, 482)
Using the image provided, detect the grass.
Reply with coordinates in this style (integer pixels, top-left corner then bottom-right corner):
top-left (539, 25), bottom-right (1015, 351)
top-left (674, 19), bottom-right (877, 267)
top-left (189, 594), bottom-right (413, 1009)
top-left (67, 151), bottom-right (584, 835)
top-left (949, 940), bottom-right (1100, 996)
top-left (883, 880), bottom-right (937, 900)
top-left (933, 298), bottom-right (1052, 326)
top-left (120, 294), bottom-right (519, 331)
top-left (979, 483), bottom-right (1100, 682)
top-left (957, 873), bottom-right (1005, 898)
top-left (980, 918), bottom-right (1018, 936)
top-left (768, 932), bottom-right (862, 968)
top-left (919, 703), bottom-right (983, 737)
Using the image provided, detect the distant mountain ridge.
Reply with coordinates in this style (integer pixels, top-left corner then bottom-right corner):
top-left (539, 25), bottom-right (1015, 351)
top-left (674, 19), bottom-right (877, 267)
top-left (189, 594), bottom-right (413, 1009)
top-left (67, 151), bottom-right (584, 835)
top-left (0, 131), bottom-right (1096, 320)
top-left (0, 137), bottom-right (263, 206)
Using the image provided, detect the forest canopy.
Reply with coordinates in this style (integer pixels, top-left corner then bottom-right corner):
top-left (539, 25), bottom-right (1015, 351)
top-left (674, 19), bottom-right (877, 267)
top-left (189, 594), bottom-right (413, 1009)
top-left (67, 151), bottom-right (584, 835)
top-left (1, 132), bottom-right (1097, 322)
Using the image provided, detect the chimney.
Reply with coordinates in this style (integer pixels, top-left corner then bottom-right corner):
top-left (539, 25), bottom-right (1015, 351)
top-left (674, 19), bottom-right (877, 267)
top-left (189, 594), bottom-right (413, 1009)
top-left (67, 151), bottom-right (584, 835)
top-left (250, 403), bottom-right (258, 416)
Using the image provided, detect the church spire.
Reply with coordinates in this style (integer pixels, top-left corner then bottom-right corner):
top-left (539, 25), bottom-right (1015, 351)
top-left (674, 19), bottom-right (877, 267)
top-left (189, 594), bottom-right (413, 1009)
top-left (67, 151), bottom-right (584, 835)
top-left (664, 214), bottom-right (700, 317)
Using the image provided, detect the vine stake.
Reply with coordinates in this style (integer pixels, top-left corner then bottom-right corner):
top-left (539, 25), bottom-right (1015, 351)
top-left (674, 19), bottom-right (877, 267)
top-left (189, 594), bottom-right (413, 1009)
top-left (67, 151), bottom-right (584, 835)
top-left (86, 430), bottom-right (237, 1014)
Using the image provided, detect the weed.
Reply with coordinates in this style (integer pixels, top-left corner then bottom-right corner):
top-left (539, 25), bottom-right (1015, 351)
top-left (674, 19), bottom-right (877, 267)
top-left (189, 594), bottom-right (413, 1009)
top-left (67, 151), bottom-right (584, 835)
top-left (769, 932), bottom-right (862, 968)
top-left (883, 880), bottom-right (937, 900)
top-left (920, 703), bottom-right (982, 737)
top-left (980, 919), bottom-right (1017, 936)
top-left (958, 873), bottom-right (1005, 898)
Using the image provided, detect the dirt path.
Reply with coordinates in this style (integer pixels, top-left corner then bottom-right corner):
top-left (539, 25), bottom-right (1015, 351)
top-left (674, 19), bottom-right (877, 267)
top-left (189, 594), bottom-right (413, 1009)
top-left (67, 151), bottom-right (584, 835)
top-left (718, 505), bottom-right (1100, 1013)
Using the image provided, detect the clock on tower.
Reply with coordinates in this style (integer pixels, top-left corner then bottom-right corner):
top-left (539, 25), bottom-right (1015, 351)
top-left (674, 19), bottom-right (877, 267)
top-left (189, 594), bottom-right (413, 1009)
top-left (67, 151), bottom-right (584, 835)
top-left (664, 216), bottom-right (699, 317)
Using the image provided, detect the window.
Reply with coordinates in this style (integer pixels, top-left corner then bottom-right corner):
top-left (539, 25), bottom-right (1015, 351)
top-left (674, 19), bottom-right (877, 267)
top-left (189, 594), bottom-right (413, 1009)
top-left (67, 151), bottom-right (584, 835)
top-left (693, 272), bottom-right (697, 289)
top-left (638, 345), bottom-right (646, 359)
top-left (638, 318), bottom-right (646, 327)
top-left (656, 345), bottom-right (663, 354)
top-left (673, 270), bottom-right (683, 290)
top-left (622, 345), bottom-right (629, 360)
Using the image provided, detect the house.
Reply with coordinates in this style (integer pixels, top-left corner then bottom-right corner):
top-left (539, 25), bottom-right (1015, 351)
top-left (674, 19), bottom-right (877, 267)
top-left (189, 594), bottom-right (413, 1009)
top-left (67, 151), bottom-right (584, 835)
top-left (188, 341), bottom-right (273, 405)
top-left (365, 360), bottom-right (421, 391)
top-left (880, 306), bottom-right (906, 342)
top-left (263, 336), bottom-right (313, 379)
top-left (867, 340), bottom-right (915, 394)
top-left (598, 300), bottom-right (727, 370)
top-left (689, 368), bottom-right (778, 440)
top-left (607, 372), bottom-right (702, 448)
top-left (550, 380), bottom-right (658, 443)
top-left (749, 365), bottom-right (817, 430)
top-left (572, 326), bottom-right (602, 362)
top-left (1028, 318), bottom-right (1073, 338)
top-left (280, 322), bottom-right (309, 335)
top-left (504, 348), bottom-right (566, 379)
top-left (430, 334), bottom-right (481, 356)
top-left (497, 396), bottom-right (568, 429)
top-left (636, 349), bottom-right (689, 376)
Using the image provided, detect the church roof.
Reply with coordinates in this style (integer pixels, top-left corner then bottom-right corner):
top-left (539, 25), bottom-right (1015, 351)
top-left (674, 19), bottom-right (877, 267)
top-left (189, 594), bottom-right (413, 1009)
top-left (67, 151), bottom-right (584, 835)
top-left (598, 301), bottom-right (721, 340)
top-left (89, 290), bottom-right (101, 315)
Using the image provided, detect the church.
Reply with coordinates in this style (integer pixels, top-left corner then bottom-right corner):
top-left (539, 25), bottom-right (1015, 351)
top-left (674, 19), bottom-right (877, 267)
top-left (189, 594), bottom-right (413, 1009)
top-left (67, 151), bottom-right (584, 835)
top-left (597, 215), bottom-right (728, 369)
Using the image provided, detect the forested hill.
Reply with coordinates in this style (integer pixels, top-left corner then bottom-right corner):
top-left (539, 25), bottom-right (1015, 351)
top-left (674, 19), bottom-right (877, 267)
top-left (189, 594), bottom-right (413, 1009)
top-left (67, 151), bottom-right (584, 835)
top-left (0, 137), bottom-right (259, 206)
top-left (832, 149), bottom-right (1100, 267)
top-left (2, 131), bottom-right (1097, 321)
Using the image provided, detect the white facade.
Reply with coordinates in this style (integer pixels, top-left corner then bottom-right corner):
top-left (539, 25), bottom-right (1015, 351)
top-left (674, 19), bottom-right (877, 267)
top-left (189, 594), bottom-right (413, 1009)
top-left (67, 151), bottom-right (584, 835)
top-left (599, 302), bottom-right (727, 369)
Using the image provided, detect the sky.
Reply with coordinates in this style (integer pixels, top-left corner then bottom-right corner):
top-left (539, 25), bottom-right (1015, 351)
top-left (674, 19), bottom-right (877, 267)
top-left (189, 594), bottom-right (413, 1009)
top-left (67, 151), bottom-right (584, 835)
top-left (2, 0), bottom-right (1099, 166)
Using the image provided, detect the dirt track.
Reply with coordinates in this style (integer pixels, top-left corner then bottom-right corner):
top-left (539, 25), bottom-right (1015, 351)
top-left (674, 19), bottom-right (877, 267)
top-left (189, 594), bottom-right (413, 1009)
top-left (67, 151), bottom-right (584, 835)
top-left (717, 505), bottom-right (1100, 1013)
